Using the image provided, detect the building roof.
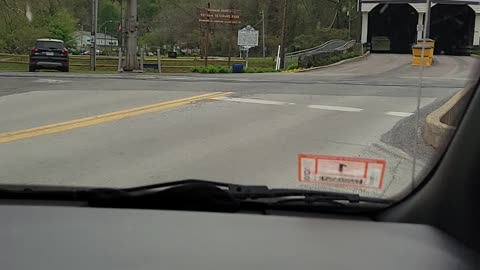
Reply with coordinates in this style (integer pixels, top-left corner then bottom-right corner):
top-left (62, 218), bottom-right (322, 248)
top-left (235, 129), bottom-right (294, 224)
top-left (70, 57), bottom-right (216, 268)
top-left (74, 31), bottom-right (118, 41)
top-left (35, 38), bottom-right (64, 43)
top-left (360, 0), bottom-right (480, 3)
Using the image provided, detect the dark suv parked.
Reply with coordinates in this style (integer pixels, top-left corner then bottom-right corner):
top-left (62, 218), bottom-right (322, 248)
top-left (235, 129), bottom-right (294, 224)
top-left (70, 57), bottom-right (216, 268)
top-left (29, 39), bottom-right (69, 72)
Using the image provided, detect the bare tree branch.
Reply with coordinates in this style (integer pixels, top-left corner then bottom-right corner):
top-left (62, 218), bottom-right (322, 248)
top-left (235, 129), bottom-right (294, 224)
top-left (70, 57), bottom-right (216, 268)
top-left (1, 0), bottom-right (25, 13)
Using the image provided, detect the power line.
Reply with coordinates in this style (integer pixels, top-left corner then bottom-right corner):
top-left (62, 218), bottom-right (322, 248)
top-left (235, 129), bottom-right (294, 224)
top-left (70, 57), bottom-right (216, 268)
top-left (318, 11), bottom-right (337, 32)
top-left (301, 0), bottom-right (313, 17)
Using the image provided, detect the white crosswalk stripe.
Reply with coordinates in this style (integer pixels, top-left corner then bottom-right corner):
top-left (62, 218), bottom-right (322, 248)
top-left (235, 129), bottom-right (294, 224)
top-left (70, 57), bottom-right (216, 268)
top-left (213, 96), bottom-right (416, 117)
top-left (212, 97), bottom-right (294, 105)
top-left (384, 111), bottom-right (414, 117)
top-left (307, 105), bottom-right (363, 112)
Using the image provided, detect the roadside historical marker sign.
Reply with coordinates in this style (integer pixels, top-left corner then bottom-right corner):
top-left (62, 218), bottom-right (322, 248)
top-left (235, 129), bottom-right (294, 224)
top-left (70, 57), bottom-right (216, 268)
top-left (298, 154), bottom-right (386, 189)
top-left (237, 25), bottom-right (259, 48)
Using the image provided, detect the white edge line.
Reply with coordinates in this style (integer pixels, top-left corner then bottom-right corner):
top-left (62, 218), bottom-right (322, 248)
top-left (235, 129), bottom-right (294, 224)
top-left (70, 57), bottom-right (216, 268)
top-left (308, 105), bottom-right (363, 112)
top-left (385, 111), bottom-right (414, 117)
top-left (212, 97), bottom-right (293, 106)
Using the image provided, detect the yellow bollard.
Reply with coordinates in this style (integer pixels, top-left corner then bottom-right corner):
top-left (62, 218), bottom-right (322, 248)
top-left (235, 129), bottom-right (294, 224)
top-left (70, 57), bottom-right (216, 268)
top-left (417, 39), bottom-right (435, 59)
top-left (417, 38), bottom-right (435, 48)
top-left (412, 56), bottom-right (432, 66)
top-left (412, 44), bottom-right (433, 66)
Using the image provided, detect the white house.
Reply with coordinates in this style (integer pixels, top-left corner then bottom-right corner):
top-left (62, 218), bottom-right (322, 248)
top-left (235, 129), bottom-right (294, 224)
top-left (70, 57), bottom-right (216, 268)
top-left (74, 31), bottom-right (119, 49)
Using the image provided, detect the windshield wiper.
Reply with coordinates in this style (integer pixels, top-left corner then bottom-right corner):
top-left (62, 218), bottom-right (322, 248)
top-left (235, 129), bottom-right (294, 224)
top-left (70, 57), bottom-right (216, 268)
top-left (89, 179), bottom-right (392, 212)
top-left (0, 180), bottom-right (392, 213)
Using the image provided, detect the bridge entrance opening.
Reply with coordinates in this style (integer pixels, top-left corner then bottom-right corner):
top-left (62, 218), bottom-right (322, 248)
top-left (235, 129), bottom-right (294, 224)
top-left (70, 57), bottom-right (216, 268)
top-left (430, 4), bottom-right (475, 55)
top-left (368, 4), bottom-right (418, 53)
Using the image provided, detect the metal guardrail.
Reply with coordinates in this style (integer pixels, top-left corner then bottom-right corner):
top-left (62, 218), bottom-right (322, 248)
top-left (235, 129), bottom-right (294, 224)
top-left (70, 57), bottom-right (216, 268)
top-left (285, 39), bottom-right (355, 57)
top-left (285, 39), bottom-right (345, 57)
top-left (334, 40), bottom-right (356, 51)
top-left (284, 39), bottom-right (356, 68)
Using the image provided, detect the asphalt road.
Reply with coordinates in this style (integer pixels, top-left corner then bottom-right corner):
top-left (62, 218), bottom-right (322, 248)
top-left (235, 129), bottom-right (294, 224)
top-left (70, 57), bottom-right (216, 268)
top-left (0, 54), bottom-right (476, 199)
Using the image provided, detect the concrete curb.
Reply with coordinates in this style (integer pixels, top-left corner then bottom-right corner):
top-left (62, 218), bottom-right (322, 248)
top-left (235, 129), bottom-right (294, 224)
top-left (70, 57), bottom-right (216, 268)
top-left (423, 88), bottom-right (469, 148)
top-left (0, 72), bottom-right (196, 80)
top-left (296, 51), bottom-right (370, 73)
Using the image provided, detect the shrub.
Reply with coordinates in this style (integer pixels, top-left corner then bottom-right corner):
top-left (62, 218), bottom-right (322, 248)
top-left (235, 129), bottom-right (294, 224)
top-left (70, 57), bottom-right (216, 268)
top-left (192, 65), bottom-right (278, 74)
top-left (287, 64), bottom-right (299, 70)
top-left (207, 66), bottom-right (218, 73)
top-left (191, 66), bottom-right (200, 72)
top-left (218, 66), bottom-right (231, 73)
top-left (245, 67), bottom-right (278, 73)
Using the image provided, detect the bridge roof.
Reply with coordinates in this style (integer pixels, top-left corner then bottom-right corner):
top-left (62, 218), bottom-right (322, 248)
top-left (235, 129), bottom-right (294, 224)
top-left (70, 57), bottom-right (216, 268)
top-left (360, 0), bottom-right (480, 4)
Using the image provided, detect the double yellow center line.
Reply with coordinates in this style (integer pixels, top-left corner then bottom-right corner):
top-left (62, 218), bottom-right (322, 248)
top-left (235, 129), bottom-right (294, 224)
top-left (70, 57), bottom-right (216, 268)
top-left (0, 92), bottom-right (231, 143)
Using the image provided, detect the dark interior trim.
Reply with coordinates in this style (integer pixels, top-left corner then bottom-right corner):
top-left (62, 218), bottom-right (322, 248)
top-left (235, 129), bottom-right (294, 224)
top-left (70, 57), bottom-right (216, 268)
top-left (378, 73), bottom-right (480, 252)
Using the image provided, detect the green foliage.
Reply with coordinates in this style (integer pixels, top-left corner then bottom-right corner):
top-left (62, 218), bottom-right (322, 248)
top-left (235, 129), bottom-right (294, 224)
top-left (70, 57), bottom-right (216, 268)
top-left (98, 0), bottom-right (121, 34)
top-left (291, 29), bottom-right (349, 52)
top-left (207, 65), bottom-right (218, 73)
top-left (287, 64), bottom-right (299, 70)
top-left (191, 66), bottom-right (201, 73)
top-left (191, 64), bottom-right (278, 74)
top-left (0, 1), bottom-right (78, 53)
top-left (217, 66), bottom-right (231, 73)
top-left (0, 0), bottom-right (358, 58)
top-left (47, 9), bottom-right (78, 48)
top-left (192, 65), bottom-right (233, 73)
top-left (245, 67), bottom-right (278, 73)
top-left (300, 52), bottom-right (358, 68)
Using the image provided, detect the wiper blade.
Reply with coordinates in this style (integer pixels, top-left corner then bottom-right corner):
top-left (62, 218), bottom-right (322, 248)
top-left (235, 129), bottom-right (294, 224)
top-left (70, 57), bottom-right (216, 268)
top-left (0, 180), bottom-right (392, 212)
top-left (89, 181), bottom-right (241, 212)
top-left (123, 179), bottom-right (390, 203)
top-left (90, 180), bottom-right (392, 210)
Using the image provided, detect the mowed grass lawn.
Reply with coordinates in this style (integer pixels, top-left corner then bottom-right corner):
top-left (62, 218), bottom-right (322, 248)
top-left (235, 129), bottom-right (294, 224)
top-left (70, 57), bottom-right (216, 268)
top-left (0, 53), bottom-right (276, 73)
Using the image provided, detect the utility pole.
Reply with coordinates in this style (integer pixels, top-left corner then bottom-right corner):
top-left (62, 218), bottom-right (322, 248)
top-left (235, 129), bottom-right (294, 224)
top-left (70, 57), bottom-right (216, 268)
top-left (279, 0), bottom-right (288, 69)
top-left (227, 2), bottom-right (234, 66)
top-left (261, 10), bottom-right (266, 58)
top-left (204, 2), bottom-right (211, 67)
top-left (424, 0), bottom-right (432, 38)
top-left (347, 10), bottom-right (351, 40)
top-left (104, 25), bottom-right (107, 53)
top-left (125, 0), bottom-right (139, 71)
top-left (121, 0), bottom-right (126, 54)
top-left (90, 0), bottom-right (98, 71)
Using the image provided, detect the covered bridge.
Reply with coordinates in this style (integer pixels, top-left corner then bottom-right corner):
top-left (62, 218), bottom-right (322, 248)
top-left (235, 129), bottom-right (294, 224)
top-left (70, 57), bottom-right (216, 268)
top-left (360, 0), bottom-right (480, 54)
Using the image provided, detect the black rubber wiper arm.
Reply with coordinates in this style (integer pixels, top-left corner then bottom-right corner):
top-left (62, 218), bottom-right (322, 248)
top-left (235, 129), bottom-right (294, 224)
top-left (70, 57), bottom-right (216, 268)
top-left (0, 180), bottom-right (392, 212)
top-left (90, 179), bottom-right (391, 209)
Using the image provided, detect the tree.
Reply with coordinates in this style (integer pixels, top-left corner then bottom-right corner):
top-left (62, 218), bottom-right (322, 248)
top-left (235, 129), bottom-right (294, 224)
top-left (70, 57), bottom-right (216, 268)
top-left (98, 0), bottom-right (121, 34)
top-left (0, 0), bottom-right (353, 55)
top-left (46, 8), bottom-right (78, 48)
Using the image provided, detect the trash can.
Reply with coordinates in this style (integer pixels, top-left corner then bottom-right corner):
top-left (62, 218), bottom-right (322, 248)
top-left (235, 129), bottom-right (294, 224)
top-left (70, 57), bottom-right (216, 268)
top-left (232, 63), bottom-right (244, 73)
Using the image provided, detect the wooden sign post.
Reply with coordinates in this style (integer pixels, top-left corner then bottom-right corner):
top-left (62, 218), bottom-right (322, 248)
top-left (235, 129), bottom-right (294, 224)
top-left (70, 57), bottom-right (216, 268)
top-left (198, 4), bottom-right (241, 67)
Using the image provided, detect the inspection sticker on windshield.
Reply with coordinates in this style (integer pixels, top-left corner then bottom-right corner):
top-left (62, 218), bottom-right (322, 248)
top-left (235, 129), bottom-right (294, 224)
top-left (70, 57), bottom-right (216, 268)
top-left (298, 154), bottom-right (386, 189)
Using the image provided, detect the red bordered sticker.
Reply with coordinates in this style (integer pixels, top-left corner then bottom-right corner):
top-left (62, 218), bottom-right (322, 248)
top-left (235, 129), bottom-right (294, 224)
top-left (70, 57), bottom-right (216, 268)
top-left (298, 154), bottom-right (386, 189)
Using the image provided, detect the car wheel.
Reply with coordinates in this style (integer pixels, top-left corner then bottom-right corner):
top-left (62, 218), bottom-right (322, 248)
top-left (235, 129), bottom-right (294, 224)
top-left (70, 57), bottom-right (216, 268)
top-left (62, 66), bottom-right (69, 72)
top-left (29, 65), bottom-right (36, 72)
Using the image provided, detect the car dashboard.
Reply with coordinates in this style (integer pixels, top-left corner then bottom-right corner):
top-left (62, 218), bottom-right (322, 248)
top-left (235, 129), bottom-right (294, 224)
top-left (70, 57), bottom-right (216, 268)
top-left (1, 204), bottom-right (478, 270)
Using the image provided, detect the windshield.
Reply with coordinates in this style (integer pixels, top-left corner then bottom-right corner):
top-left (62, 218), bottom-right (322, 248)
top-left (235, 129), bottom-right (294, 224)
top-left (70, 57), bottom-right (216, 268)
top-left (36, 41), bottom-right (64, 50)
top-left (0, 0), bottom-right (478, 203)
